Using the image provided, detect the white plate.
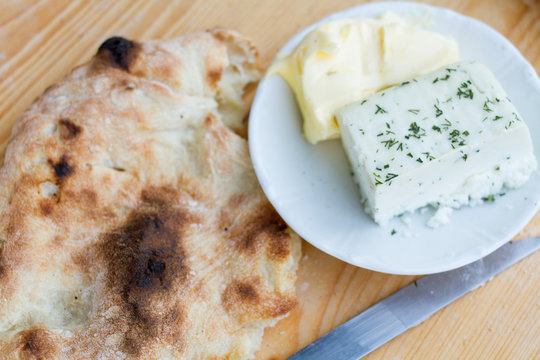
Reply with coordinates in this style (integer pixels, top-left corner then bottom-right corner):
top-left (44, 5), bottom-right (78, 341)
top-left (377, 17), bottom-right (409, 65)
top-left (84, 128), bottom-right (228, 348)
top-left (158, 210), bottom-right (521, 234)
top-left (248, 1), bottom-right (540, 274)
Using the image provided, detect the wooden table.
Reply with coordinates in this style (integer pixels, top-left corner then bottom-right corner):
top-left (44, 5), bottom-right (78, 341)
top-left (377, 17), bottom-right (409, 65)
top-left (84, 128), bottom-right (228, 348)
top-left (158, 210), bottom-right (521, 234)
top-left (0, 0), bottom-right (538, 359)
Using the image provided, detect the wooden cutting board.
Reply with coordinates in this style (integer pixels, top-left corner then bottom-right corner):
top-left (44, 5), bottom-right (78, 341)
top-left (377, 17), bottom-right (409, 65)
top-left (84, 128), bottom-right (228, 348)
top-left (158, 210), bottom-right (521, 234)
top-left (0, 0), bottom-right (538, 359)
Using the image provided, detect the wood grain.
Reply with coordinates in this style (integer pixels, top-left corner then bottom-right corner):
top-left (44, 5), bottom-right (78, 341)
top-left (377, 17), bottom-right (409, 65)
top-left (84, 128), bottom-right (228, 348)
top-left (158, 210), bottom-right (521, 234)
top-left (0, 1), bottom-right (538, 359)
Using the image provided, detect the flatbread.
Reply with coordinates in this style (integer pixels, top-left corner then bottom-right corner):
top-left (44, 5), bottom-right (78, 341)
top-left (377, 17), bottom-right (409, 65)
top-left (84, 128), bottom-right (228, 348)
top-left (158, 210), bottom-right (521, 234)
top-left (0, 29), bottom-right (301, 359)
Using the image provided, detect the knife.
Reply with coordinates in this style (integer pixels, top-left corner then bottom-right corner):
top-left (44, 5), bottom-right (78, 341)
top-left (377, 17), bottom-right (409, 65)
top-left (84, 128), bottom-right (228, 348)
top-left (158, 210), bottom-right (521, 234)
top-left (288, 237), bottom-right (540, 360)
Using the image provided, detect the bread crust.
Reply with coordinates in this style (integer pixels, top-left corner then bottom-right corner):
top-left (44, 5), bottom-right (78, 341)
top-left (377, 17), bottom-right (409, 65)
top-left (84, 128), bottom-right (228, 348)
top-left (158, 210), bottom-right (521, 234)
top-left (0, 29), bottom-right (300, 359)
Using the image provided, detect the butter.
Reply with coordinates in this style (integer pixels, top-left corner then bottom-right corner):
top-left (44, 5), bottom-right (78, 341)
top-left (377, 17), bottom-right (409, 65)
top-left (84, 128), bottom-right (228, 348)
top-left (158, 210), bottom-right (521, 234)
top-left (270, 13), bottom-right (460, 144)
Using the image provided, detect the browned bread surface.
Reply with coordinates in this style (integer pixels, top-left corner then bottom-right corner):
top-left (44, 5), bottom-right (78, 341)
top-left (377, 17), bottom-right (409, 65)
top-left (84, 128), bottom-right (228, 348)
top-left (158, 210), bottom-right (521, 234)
top-left (0, 29), bottom-right (300, 359)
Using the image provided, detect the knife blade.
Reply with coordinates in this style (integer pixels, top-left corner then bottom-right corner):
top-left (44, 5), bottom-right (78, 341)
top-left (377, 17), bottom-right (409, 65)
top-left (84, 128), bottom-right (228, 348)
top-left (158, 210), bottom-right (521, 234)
top-left (288, 237), bottom-right (540, 360)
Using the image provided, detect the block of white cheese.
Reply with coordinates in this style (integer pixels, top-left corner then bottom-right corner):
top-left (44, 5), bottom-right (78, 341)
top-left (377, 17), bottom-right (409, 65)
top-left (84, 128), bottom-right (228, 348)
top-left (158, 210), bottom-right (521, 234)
top-left (270, 13), bottom-right (460, 144)
top-left (336, 61), bottom-right (537, 225)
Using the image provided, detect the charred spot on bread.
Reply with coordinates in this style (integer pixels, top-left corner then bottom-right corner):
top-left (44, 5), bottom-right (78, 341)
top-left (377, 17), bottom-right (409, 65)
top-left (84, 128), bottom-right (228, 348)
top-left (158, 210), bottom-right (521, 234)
top-left (222, 279), bottom-right (262, 311)
top-left (48, 156), bottom-right (73, 179)
top-left (220, 196), bottom-right (292, 261)
top-left (0, 249), bottom-right (5, 278)
top-left (100, 188), bottom-right (192, 355)
top-left (206, 67), bottom-right (223, 88)
top-left (98, 36), bottom-right (140, 72)
top-left (233, 281), bottom-right (259, 302)
top-left (39, 200), bottom-right (54, 216)
top-left (222, 278), bottom-right (297, 322)
top-left (59, 119), bottom-right (81, 140)
top-left (108, 210), bottom-right (188, 297)
top-left (241, 204), bottom-right (290, 258)
top-left (21, 329), bottom-right (56, 359)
